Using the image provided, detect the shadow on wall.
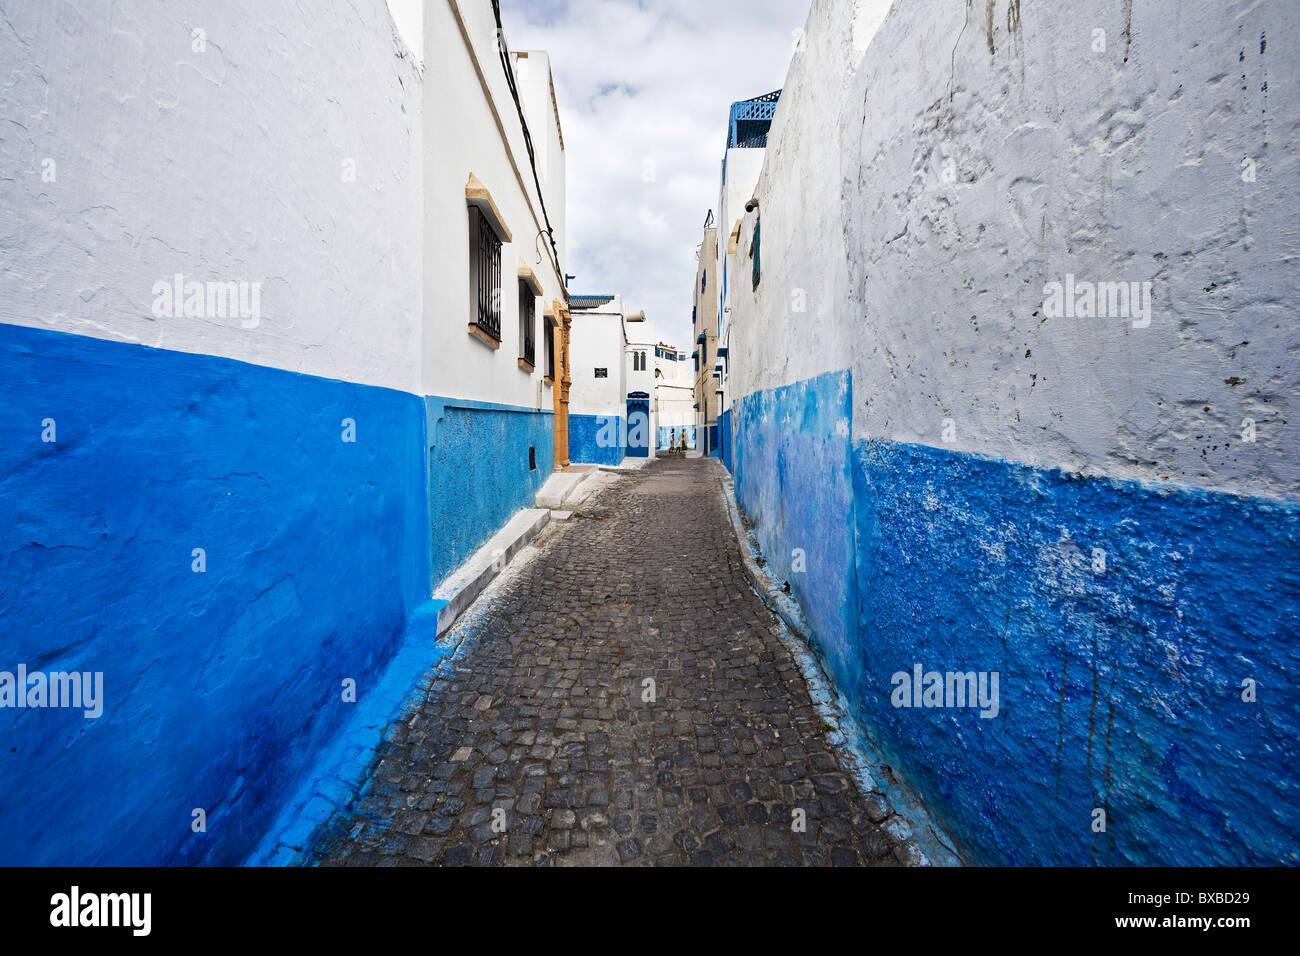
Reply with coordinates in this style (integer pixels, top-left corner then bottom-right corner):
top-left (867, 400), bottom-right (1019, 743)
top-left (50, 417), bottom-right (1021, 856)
top-left (732, 367), bottom-right (1300, 865)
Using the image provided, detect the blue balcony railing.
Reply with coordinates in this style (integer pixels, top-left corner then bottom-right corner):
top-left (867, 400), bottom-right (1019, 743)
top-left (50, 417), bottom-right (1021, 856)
top-left (727, 90), bottom-right (781, 150)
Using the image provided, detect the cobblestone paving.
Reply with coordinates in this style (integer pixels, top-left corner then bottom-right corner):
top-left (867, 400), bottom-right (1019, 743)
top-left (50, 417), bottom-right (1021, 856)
top-left (312, 455), bottom-right (910, 867)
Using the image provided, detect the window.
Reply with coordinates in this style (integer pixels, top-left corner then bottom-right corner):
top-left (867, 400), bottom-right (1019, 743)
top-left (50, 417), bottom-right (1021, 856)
top-left (518, 281), bottom-right (535, 367)
top-left (469, 206), bottom-right (502, 341)
top-left (544, 322), bottom-right (555, 379)
top-left (594, 367), bottom-right (608, 378)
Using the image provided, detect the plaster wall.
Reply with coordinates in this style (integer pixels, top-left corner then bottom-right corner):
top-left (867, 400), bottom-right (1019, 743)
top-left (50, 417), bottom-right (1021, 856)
top-left (726, 0), bottom-right (1300, 865)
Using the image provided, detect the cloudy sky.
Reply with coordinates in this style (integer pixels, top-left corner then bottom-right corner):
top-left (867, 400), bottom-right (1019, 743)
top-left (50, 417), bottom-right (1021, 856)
top-left (499, 0), bottom-right (810, 352)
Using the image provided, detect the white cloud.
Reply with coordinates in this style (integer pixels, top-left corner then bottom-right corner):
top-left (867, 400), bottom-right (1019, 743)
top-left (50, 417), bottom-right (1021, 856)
top-left (500, 0), bottom-right (808, 351)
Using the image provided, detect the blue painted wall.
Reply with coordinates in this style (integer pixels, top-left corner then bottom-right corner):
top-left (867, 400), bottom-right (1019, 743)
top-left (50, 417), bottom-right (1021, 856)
top-left (732, 371), bottom-right (859, 699)
top-left (732, 368), bottom-right (1300, 865)
top-left (0, 324), bottom-right (428, 865)
top-left (721, 409), bottom-right (733, 473)
top-left (657, 425), bottom-right (696, 450)
top-left (852, 439), bottom-right (1300, 865)
top-left (569, 413), bottom-right (625, 466)
top-left (425, 399), bottom-right (553, 588)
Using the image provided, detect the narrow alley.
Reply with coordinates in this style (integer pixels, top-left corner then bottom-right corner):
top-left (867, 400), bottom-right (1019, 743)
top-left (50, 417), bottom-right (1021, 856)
top-left (313, 455), bottom-right (911, 867)
top-left (2, 0), bottom-right (1295, 911)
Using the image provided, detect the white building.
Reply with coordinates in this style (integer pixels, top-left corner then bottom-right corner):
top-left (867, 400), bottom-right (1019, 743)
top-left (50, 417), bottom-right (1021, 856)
top-left (0, 0), bottom-right (571, 866)
top-left (567, 295), bottom-right (629, 465)
top-left (713, 90), bottom-right (780, 464)
top-left (723, 0), bottom-right (1300, 868)
top-left (654, 343), bottom-right (696, 450)
top-left (424, 1), bottom-right (572, 584)
top-left (625, 316), bottom-right (657, 459)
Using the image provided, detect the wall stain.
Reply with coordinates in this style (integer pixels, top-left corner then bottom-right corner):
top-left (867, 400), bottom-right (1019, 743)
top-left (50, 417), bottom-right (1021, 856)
top-left (1122, 0), bottom-right (1134, 63)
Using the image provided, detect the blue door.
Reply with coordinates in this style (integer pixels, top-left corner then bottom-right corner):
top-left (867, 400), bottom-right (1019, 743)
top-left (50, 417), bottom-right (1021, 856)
top-left (626, 398), bottom-right (650, 457)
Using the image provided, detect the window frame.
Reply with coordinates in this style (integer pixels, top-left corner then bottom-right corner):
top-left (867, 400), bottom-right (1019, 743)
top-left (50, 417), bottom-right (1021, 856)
top-left (518, 279), bottom-right (536, 368)
top-left (544, 321), bottom-right (556, 380)
top-left (469, 205), bottom-right (503, 343)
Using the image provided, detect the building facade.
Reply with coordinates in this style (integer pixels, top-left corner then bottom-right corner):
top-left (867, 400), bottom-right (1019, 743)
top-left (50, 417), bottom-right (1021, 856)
top-left (426, 1), bottom-right (571, 585)
top-left (723, 0), bottom-right (1299, 866)
top-left (691, 225), bottom-right (720, 455)
top-left (567, 295), bottom-right (628, 466)
top-left (714, 90), bottom-right (779, 471)
top-left (654, 344), bottom-right (696, 450)
top-left (625, 318), bottom-right (657, 459)
top-left (0, 0), bottom-right (570, 865)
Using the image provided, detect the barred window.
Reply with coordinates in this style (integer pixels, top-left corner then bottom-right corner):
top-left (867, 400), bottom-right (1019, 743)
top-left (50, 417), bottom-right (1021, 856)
top-left (518, 281), bottom-right (535, 366)
top-left (469, 206), bottom-right (502, 341)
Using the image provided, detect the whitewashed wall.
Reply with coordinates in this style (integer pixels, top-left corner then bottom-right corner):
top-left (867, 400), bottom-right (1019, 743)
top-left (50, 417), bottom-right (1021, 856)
top-left (731, 0), bottom-right (1299, 498)
top-left (514, 50), bottom-right (567, 267)
top-left (656, 382), bottom-right (696, 431)
top-left (423, 0), bottom-right (567, 408)
top-left (569, 303), bottom-right (627, 416)
top-left (717, 146), bottom-right (766, 367)
top-left (627, 324), bottom-right (657, 442)
top-left (0, 0), bottom-right (424, 394)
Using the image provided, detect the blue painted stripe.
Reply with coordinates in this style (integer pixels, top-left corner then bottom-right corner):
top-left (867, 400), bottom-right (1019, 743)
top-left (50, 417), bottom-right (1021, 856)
top-left (426, 398), bottom-right (553, 587)
top-left (568, 413), bottom-right (625, 466)
top-left (0, 323), bottom-right (428, 865)
top-left (732, 368), bottom-right (1300, 865)
top-left (248, 597), bottom-right (451, 864)
top-left (721, 408), bottom-right (733, 474)
top-left (732, 371), bottom-right (857, 694)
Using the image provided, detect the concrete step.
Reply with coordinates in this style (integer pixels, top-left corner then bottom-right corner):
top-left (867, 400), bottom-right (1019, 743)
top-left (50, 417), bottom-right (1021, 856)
top-left (431, 508), bottom-right (549, 636)
top-left (535, 468), bottom-right (599, 509)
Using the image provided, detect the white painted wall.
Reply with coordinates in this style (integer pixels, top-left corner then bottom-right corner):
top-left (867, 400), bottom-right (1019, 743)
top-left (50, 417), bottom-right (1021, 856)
top-left (386, 0), bottom-right (425, 66)
top-left (730, 0), bottom-right (1299, 499)
top-left (626, 322), bottom-right (657, 442)
top-left (718, 147), bottom-right (767, 345)
top-left (423, 0), bottom-right (567, 408)
top-left (656, 382), bottom-right (696, 432)
top-left (514, 50), bottom-right (567, 267)
top-left (0, 0), bottom-right (424, 394)
top-left (569, 299), bottom-right (627, 417)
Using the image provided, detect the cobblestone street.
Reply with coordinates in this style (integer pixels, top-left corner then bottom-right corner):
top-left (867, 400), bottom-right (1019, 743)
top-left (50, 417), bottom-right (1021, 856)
top-left (313, 455), bottom-right (914, 867)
